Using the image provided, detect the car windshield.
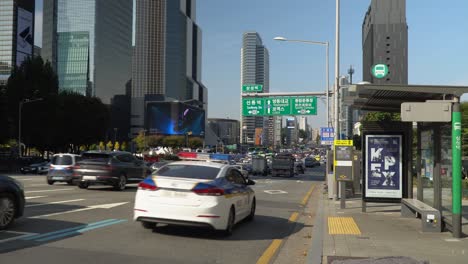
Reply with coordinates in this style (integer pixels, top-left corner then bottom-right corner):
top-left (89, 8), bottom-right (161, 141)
top-left (52, 156), bottom-right (73, 165)
top-left (155, 164), bottom-right (220, 180)
top-left (80, 153), bottom-right (110, 162)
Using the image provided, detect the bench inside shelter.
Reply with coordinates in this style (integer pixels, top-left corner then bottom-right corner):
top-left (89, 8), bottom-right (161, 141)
top-left (401, 198), bottom-right (441, 232)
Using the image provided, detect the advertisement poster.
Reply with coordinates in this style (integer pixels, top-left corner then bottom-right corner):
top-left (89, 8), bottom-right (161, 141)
top-left (16, 7), bottom-right (33, 66)
top-left (365, 135), bottom-right (402, 199)
top-left (320, 127), bottom-right (334, 145)
top-left (420, 130), bottom-right (434, 181)
top-left (255, 128), bottom-right (263, 146)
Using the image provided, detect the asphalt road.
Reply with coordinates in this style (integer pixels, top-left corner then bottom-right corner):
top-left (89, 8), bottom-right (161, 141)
top-left (0, 166), bottom-right (325, 264)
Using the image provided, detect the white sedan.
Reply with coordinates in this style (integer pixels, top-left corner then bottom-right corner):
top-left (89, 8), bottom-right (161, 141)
top-left (134, 161), bottom-right (256, 236)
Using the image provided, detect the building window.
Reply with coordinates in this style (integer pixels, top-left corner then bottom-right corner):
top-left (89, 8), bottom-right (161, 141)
top-left (386, 57), bottom-right (390, 60)
top-left (386, 78), bottom-right (390, 81)
top-left (386, 44), bottom-right (390, 47)
top-left (386, 51), bottom-right (390, 54)
top-left (386, 36), bottom-right (390, 40)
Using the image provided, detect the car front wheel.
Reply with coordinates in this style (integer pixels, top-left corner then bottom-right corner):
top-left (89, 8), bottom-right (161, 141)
top-left (0, 194), bottom-right (16, 230)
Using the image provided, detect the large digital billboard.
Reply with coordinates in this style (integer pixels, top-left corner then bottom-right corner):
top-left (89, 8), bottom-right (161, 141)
top-left (16, 7), bottom-right (33, 66)
top-left (286, 118), bottom-right (295, 128)
top-left (146, 102), bottom-right (205, 136)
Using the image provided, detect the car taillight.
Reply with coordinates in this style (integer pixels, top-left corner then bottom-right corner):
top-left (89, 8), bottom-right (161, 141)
top-left (138, 178), bottom-right (159, 191)
top-left (192, 183), bottom-right (224, 196)
top-left (73, 165), bottom-right (80, 170)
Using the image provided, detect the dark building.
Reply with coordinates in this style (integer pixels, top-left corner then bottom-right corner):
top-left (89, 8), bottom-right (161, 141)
top-left (131, 0), bottom-right (207, 138)
top-left (362, 0), bottom-right (408, 84)
top-left (42, 0), bottom-right (133, 103)
top-left (0, 0), bottom-right (35, 85)
top-left (208, 118), bottom-right (240, 146)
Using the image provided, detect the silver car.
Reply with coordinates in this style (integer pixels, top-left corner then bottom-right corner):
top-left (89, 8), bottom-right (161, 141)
top-left (47, 154), bottom-right (80, 185)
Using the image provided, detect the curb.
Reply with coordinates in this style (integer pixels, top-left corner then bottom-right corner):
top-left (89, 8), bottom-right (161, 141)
top-left (306, 185), bottom-right (325, 264)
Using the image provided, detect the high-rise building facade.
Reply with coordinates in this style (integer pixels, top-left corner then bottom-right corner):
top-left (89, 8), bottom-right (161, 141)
top-left (207, 118), bottom-right (240, 146)
top-left (0, 0), bottom-right (35, 85)
top-left (131, 0), bottom-right (207, 137)
top-left (362, 0), bottom-right (408, 84)
top-left (42, 0), bottom-right (133, 103)
top-left (240, 32), bottom-right (270, 146)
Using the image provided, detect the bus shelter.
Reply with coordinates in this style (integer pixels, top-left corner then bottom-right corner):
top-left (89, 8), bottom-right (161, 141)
top-left (345, 84), bottom-right (468, 238)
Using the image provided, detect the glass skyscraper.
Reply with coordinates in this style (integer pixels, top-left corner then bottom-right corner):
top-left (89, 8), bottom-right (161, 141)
top-left (0, 0), bottom-right (35, 84)
top-left (131, 0), bottom-right (207, 137)
top-left (42, 0), bottom-right (132, 104)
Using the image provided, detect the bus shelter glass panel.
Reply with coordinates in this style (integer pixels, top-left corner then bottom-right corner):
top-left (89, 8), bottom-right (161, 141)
top-left (421, 129), bottom-right (435, 207)
top-left (440, 125), bottom-right (452, 219)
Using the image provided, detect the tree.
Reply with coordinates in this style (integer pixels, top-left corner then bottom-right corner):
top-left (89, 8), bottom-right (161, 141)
top-left (132, 131), bottom-right (146, 152)
top-left (114, 142), bottom-right (120, 151)
top-left (106, 141), bottom-right (113, 151)
top-left (146, 135), bottom-right (163, 147)
top-left (121, 142), bottom-right (128, 151)
top-left (188, 137), bottom-right (203, 148)
top-left (362, 112), bottom-right (400, 122)
top-left (99, 141), bottom-right (105, 151)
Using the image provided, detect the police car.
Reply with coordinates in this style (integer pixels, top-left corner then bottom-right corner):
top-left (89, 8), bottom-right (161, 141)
top-left (133, 161), bottom-right (256, 236)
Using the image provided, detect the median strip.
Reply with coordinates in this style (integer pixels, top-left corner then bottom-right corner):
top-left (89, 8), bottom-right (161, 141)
top-left (301, 184), bottom-right (316, 206)
top-left (256, 239), bottom-right (283, 264)
top-left (288, 212), bottom-right (299, 223)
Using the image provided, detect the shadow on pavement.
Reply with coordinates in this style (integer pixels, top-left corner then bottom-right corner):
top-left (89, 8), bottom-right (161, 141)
top-left (148, 214), bottom-right (307, 241)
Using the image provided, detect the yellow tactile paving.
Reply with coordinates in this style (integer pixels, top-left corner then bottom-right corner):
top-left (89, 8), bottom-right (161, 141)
top-left (328, 217), bottom-right (361, 235)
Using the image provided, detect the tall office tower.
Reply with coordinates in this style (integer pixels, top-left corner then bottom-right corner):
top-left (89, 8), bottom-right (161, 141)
top-left (299, 116), bottom-right (308, 131)
top-left (362, 0), bottom-right (408, 84)
top-left (273, 117), bottom-right (282, 148)
top-left (42, 0), bottom-right (133, 103)
top-left (240, 32), bottom-right (270, 147)
top-left (0, 0), bottom-right (35, 85)
top-left (131, 0), bottom-right (207, 137)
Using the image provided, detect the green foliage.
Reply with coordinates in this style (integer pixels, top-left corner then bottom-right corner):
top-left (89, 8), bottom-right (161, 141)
top-left (99, 141), bottom-right (105, 151)
top-left (1, 56), bottom-right (110, 153)
top-left (298, 129), bottom-right (309, 140)
top-left (162, 136), bottom-right (184, 148)
top-left (121, 142), bottom-right (128, 151)
top-left (132, 131), bottom-right (146, 152)
top-left (362, 112), bottom-right (401, 122)
top-left (146, 135), bottom-right (163, 147)
top-left (114, 142), bottom-right (120, 151)
top-left (188, 137), bottom-right (203, 148)
top-left (79, 145), bottom-right (86, 152)
top-left (106, 141), bottom-right (113, 151)
top-left (89, 144), bottom-right (98, 151)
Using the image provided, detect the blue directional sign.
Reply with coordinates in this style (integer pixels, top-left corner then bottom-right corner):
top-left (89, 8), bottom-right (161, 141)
top-left (320, 127), bottom-right (334, 145)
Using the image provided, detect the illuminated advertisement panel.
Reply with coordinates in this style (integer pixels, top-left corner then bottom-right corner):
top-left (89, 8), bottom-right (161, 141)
top-left (146, 102), bottom-right (205, 136)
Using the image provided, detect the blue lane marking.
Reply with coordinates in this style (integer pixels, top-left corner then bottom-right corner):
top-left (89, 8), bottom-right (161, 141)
top-left (35, 219), bottom-right (127, 242)
top-left (21, 219), bottom-right (121, 241)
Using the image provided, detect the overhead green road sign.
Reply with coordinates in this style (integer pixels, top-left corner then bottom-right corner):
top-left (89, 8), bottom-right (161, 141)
top-left (371, 64), bottom-right (389, 79)
top-left (265, 97), bottom-right (291, 115)
top-left (242, 84), bottom-right (263, 92)
top-left (291, 96), bottom-right (317, 115)
top-left (242, 98), bottom-right (265, 116)
top-left (242, 96), bottom-right (317, 116)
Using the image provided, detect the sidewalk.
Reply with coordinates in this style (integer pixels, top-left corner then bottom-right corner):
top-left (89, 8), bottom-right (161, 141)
top-left (319, 187), bottom-right (468, 264)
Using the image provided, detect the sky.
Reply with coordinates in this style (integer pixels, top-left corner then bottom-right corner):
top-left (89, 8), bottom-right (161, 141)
top-left (34, 0), bottom-right (468, 129)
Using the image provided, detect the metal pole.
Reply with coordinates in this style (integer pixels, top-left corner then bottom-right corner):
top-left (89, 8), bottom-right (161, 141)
top-left (334, 0), bottom-right (340, 140)
top-left (18, 101), bottom-right (22, 158)
top-left (326, 42), bottom-right (330, 128)
top-left (452, 98), bottom-right (462, 238)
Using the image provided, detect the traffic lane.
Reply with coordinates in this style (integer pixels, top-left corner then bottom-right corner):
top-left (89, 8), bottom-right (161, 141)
top-left (1, 171), bottom-right (322, 263)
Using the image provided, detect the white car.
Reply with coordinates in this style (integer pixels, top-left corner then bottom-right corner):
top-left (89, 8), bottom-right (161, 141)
top-left (134, 161), bottom-right (256, 236)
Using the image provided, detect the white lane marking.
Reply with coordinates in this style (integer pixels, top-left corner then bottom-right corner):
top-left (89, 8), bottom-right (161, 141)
top-left (264, 190), bottom-right (288, 194)
top-left (28, 184), bottom-right (49, 187)
top-left (26, 199), bottom-right (85, 208)
top-left (25, 196), bottom-right (47, 200)
top-left (11, 178), bottom-right (41, 181)
top-left (29, 202), bottom-right (129, 219)
top-left (25, 188), bottom-right (74, 193)
top-left (0, 231), bottom-right (39, 244)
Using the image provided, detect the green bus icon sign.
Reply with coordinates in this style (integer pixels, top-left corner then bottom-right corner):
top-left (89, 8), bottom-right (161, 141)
top-left (371, 64), bottom-right (389, 79)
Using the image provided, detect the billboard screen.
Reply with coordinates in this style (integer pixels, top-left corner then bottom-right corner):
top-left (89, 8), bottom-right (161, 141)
top-left (16, 7), bottom-right (33, 66)
top-left (255, 128), bottom-right (263, 146)
top-left (147, 102), bottom-right (205, 136)
top-left (286, 118), bottom-right (295, 128)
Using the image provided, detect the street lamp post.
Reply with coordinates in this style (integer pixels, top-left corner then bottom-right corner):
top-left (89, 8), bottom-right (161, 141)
top-left (273, 36), bottom-right (330, 128)
top-left (18, 98), bottom-right (43, 157)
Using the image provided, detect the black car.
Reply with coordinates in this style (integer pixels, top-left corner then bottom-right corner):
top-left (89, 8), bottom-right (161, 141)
top-left (20, 161), bottom-right (49, 175)
top-left (0, 175), bottom-right (25, 229)
top-left (73, 151), bottom-right (150, 191)
top-left (304, 157), bottom-right (320, 168)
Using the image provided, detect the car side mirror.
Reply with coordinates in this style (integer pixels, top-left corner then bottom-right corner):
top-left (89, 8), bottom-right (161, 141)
top-left (246, 179), bottom-right (255, 185)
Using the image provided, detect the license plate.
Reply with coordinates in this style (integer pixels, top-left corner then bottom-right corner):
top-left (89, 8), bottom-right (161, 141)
top-left (83, 176), bottom-right (97, 180)
top-left (171, 191), bottom-right (187, 198)
top-left (52, 176), bottom-right (64, 180)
